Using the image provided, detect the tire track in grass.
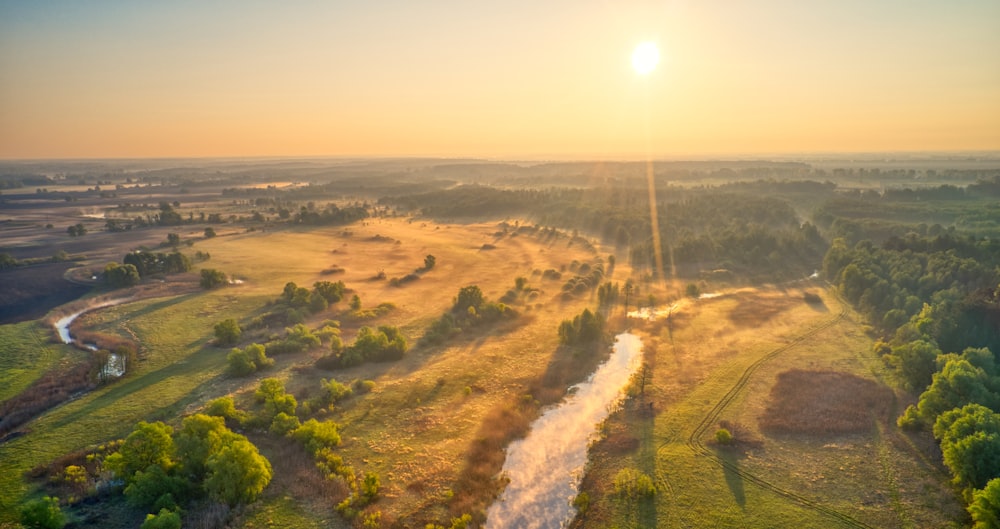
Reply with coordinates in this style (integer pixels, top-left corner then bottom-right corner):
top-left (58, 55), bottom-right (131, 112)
top-left (662, 297), bottom-right (878, 529)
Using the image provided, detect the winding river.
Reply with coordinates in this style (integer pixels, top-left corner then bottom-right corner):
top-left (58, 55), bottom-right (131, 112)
top-left (54, 299), bottom-right (130, 378)
top-left (485, 332), bottom-right (644, 529)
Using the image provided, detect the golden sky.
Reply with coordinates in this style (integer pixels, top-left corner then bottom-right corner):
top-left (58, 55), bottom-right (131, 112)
top-left (1, 1), bottom-right (998, 159)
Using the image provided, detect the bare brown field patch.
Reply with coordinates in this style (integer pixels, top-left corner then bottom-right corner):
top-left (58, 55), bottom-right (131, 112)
top-left (759, 369), bottom-right (894, 436)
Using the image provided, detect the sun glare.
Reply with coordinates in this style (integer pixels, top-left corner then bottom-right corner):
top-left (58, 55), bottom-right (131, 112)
top-left (631, 42), bottom-right (659, 75)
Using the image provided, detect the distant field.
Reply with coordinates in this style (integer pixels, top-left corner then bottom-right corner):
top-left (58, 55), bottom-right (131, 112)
top-left (577, 288), bottom-right (962, 528)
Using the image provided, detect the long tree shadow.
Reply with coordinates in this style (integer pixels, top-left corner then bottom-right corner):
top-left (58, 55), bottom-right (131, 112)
top-left (718, 447), bottom-right (746, 507)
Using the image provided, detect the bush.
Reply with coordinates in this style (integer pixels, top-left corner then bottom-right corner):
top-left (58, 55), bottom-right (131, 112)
top-left (715, 428), bottom-right (733, 445)
top-left (613, 468), bottom-right (656, 499)
top-left (270, 412), bottom-right (301, 436)
top-left (200, 268), bottom-right (228, 289)
top-left (141, 508), bottom-right (181, 529)
top-left (685, 283), bottom-right (701, 298)
top-left (227, 344), bottom-right (272, 376)
top-left (20, 496), bottom-right (66, 529)
top-left (292, 419), bottom-right (341, 455)
top-left (214, 319), bottom-right (242, 346)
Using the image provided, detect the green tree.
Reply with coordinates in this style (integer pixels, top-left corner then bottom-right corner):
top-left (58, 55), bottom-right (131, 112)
top-left (203, 227), bottom-right (216, 238)
top-left (313, 280), bottom-right (346, 303)
top-left (227, 348), bottom-right (256, 376)
top-left (104, 262), bottom-right (140, 288)
top-left (885, 339), bottom-right (940, 391)
top-left (174, 414), bottom-right (229, 482)
top-left (423, 254), bottom-right (436, 270)
top-left (123, 464), bottom-right (187, 510)
top-left (140, 509), bottom-right (182, 529)
top-left (19, 496), bottom-right (65, 529)
top-left (934, 404), bottom-right (1000, 490)
top-left (105, 421), bottom-right (175, 483)
top-left (214, 318), bottom-right (242, 346)
top-left (166, 233), bottom-right (180, 246)
top-left (453, 285), bottom-right (484, 313)
top-left (903, 358), bottom-right (999, 428)
top-left (270, 412), bottom-right (301, 435)
top-left (970, 478), bottom-right (1000, 529)
top-left (291, 419), bottom-right (342, 455)
top-left (350, 294), bottom-right (362, 311)
top-left (205, 396), bottom-right (242, 422)
top-left (204, 436), bottom-right (272, 506)
top-left (200, 268), bottom-right (228, 289)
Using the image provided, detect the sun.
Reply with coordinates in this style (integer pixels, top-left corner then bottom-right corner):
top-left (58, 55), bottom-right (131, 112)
top-left (631, 42), bottom-right (660, 75)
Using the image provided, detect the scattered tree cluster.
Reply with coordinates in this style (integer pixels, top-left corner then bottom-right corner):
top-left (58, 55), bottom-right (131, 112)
top-left (104, 262), bottom-right (140, 288)
top-left (328, 325), bottom-right (407, 368)
top-left (558, 309), bottom-right (605, 345)
top-left (98, 415), bottom-right (271, 523)
top-left (123, 250), bottom-right (192, 278)
top-left (421, 285), bottom-right (515, 346)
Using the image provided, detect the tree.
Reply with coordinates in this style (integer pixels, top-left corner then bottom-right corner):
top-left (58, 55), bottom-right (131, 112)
top-left (200, 268), bottom-right (228, 289)
top-left (934, 404), bottom-right (1000, 490)
top-left (205, 396), bottom-right (242, 422)
top-left (105, 262), bottom-right (140, 288)
top-left (105, 421), bottom-right (175, 483)
top-left (174, 414), bottom-right (228, 482)
top-left (885, 339), bottom-right (941, 392)
top-left (204, 227), bottom-right (216, 238)
top-left (123, 464), bottom-right (188, 510)
top-left (903, 358), bottom-right (999, 428)
top-left (166, 233), bottom-right (180, 246)
top-left (270, 412), bottom-right (300, 435)
top-left (214, 319), bottom-right (241, 346)
top-left (19, 496), bottom-right (65, 529)
top-left (140, 509), bottom-right (181, 529)
top-left (423, 254), bottom-right (436, 270)
top-left (350, 294), bottom-right (362, 311)
top-left (67, 223), bottom-right (86, 237)
top-left (313, 280), bottom-right (345, 303)
top-left (453, 285), bottom-right (484, 313)
top-left (970, 478), bottom-right (1000, 529)
top-left (204, 436), bottom-right (272, 506)
top-left (227, 348), bottom-right (256, 376)
top-left (291, 419), bottom-right (342, 455)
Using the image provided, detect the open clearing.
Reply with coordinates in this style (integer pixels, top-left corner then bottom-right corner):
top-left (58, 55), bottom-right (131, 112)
top-left (577, 287), bottom-right (962, 528)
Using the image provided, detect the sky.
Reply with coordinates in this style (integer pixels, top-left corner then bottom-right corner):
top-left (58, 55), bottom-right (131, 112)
top-left (1, 1), bottom-right (998, 160)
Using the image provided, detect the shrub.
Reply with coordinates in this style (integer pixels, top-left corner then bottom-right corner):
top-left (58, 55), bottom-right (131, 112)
top-left (715, 428), bottom-right (733, 445)
top-left (270, 412), bottom-right (301, 436)
top-left (141, 508), bottom-right (181, 529)
top-left (20, 496), bottom-right (66, 529)
top-left (214, 319), bottom-right (241, 346)
top-left (292, 419), bottom-right (341, 455)
top-left (613, 468), bottom-right (656, 499)
top-left (200, 268), bottom-right (228, 289)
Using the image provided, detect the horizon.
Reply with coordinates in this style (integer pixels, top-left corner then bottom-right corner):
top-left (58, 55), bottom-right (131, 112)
top-left (2, 1), bottom-right (999, 159)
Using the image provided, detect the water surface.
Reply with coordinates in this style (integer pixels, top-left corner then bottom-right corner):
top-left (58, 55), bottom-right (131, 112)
top-left (485, 332), bottom-right (644, 529)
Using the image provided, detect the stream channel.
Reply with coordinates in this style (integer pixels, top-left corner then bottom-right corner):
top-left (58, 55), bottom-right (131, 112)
top-left (54, 299), bottom-right (130, 378)
top-left (485, 332), bottom-right (644, 529)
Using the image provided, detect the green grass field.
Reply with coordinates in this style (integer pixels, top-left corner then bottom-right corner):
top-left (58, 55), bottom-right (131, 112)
top-left (0, 321), bottom-right (71, 403)
top-left (0, 220), bottom-right (602, 526)
top-left (577, 288), bottom-right (963, 528)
